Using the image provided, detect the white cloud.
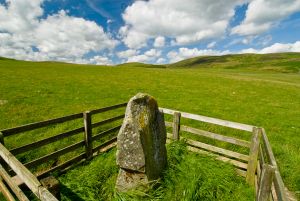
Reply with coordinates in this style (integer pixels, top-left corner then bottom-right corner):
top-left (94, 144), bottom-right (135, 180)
top-left (207, 41), bottom-right (217, 48)
top-left (156, 57), bottom-right (166, 64)
top-left (0, 0), bottom-right (117, 63)
top-left (127, 48), bottom-right (161, 63)
top-left (127, 54), bottom-right (149, 63)
top-left (89, 55), bottom-right (113, 65)
top-left (167, 47), bottom-right (230, 63)
top-left (144, 48), bottom-right (161, 57)
top-left (117, 49), bottom-right (138, 59)
top-left (232, 0), bottom-right (300, 35)
top-left (120, 0), bottom-right (245, 48)
top-left (240, 41), bottom-right (300, 54)
top-left (153, 36), bottom-right (165, 47)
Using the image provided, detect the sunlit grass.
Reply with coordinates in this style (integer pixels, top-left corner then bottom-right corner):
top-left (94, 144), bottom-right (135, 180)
top-left (0, 56), bottom-right (299, 198)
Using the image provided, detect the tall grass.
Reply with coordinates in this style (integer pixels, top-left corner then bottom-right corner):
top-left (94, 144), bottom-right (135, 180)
top-left (59, 141), bottom-right (254, 201)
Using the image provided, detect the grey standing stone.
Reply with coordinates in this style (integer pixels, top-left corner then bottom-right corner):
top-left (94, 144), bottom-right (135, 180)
top-left (116, 93), bottom-right (167, 192)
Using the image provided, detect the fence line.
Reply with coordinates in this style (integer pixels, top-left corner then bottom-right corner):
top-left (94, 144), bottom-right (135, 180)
top-left (162, 107), bottom-right (290, 201)
top-left (0, 103), bottom-right (127, 200)
top-left (0, 103), bottom-right (291, 201)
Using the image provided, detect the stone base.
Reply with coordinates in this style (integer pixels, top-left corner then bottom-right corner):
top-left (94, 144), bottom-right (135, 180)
top-left (115, 169), bottom-right (149, 192)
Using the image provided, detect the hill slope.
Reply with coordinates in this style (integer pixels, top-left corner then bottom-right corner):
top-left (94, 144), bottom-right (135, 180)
top-left (0, 57), bottom-right (299, 199)
top-left (168, 53), bottom-right (300, 73)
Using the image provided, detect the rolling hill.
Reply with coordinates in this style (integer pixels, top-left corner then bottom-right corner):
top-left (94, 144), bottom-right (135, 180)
top-left (167, 52), bottom-right (300, 73)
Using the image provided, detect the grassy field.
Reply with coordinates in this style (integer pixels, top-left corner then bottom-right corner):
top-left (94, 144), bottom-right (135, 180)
top-left (0, 54), bottom-right (299, 199)
top-left (59, 141), bottom-right (254, 201)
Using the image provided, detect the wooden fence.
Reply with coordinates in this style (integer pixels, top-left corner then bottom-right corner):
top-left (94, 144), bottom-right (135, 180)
top-left (0, 103), bottom-right (127, 201)
top-left (160, 108), bottom-right (291, 201)
top-left (0, 103), bottom-right (293, 201)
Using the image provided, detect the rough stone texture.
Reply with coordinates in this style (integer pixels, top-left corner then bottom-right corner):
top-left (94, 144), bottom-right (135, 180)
top-left (116, 93), bottom-right (167, 192)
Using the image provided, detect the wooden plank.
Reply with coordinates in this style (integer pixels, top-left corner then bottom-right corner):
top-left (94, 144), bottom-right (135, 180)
top-left (0, 165), bottom-right (29, 201)
top-left (273, 171), bottom-right (288, 201)
top-left (91, 125), bottom-right (121, 142)
top-left (92, 137), bottom-right (117, 153)
top-left (0, 178), bottom-right (16, 201)
top-left (1, 113), bottom-right (83, 137)
top-left (246, 127), bottom-right (261, 186)
top-left (0, 143), bottom-right (40, 194)
top-left (262, 129), bottom-right (288, 201)
top-left (165, 121), bottom-right (173, 127)
top-left (24, 141), bottom-right (85, 169)
top-left (259, 144), bottom-right (266, 166)
top-left (0, 132), bottom-right (8, 171)
top-left (236, 169), bottom-right (246, 177)
top-left (159, 108), bottom-right (254, 132)
top-left (83, 111), bottom-right (93, 160)
top-left (0, 144), bottom-right (58, 201)
top-left (37, 153), bottom-right (86, 180)
top-left (257, 164), bottom-right (275, 201)
top-left (186, 139), bottom-right (249, 162)
top-left (10, 127), bottom-right (84, 155)
top-left (181, 125), bottom-right (251, 148)
top-left (39, 186), bottom-right (59, 201)
top-left (187, 146), bottom-right (247, 169)
top-left (92, 114), bottom-right (124, 129)
top-left (173, 112), bottom-right (181, 140)
top-left (89, 103), bottom-right (127, 115)
top-left (261, 129), bottom-right (278, 167)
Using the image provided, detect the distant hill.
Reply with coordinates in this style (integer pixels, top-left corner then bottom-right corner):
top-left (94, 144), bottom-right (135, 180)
top-left (116, 62), bottom-right (166, 69)
top-left (168, 52), bottom-right (300, 73)
top-left (1, 52), bottom-right (299, 72)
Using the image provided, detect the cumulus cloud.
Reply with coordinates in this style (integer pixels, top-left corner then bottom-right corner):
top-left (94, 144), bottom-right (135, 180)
top-left (240, 41), bottom-right (300, 53)
top-left (156, 57), bottom-right (166, 64)
top-left (117, 49), bottom-right (138, 59)
top-left (167, 47), bottom-right (230, 63)
top-left (0, 0), bottom-right (117, 63)
top-left (120, 0), bottom-right (245, 49)
top-left (232, 0), bottom-right (300, 35)
top-left (127, 48), bottom-right (161, 63)
top-left (153, 36), bottom-right (165, 47)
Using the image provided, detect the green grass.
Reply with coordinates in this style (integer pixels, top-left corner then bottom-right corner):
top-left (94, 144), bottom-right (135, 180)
top-left (59, 141), bottom-right (254, 201)
top-left (168, 52), bottom-right (300, 73)
top-left (0, 54), bottom-right (299, 199)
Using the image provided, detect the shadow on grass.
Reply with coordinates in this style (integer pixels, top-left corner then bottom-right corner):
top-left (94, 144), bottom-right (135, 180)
top-left (60, 184), bottom-right (85, 201)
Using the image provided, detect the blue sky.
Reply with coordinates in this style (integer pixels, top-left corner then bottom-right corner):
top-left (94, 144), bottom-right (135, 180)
top-left (0, 0), bottom-right (300, 65)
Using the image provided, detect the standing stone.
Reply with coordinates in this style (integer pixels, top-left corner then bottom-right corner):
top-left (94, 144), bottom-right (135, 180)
top-left (116, 93), bottom-right (167, 192)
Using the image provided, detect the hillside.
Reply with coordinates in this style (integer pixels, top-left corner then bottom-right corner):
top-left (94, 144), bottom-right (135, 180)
top-left (168, 53), bottom-right (300, 73)
top-left (0, 55), bottom-right (299, 199)
top-left (116, 62), bottom-right (166, 68)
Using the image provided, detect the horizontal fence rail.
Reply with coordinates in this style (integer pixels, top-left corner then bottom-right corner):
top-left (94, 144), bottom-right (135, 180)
top-left (0, 103), bottom-right (127, 201)
top-left (0, 144), bottom-right (58, 201)
top-left (0, 103), bottom-right (291, 201)
top-left (1, 113), bottom-right (83, 137)
top-left (161, 107), bottom-right (291, 201)
top-left (160, 107), bottom-right (254, 132)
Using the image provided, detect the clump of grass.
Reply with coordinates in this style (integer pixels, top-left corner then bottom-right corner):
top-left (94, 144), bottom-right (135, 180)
top-left (59, 141), bottom-right (254, 201)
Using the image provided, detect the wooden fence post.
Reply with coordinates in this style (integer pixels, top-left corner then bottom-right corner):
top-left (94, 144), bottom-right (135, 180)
top-left (257, 164), bottom-right (275, 201)
top-left (83, 111), bottom-right (93, 160)
top-left (246, 127), bottom-right (262, 186)
top-left (173, 112), bottom-right (181, 140)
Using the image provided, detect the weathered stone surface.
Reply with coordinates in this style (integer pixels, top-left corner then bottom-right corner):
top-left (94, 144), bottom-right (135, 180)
top-left (116, 93), bottom-right (167, 192)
